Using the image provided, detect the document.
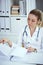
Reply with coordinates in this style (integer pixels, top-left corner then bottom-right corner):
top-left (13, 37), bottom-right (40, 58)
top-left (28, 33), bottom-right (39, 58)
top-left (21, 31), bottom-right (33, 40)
top-left (10, 46), bottom-right (27, 58)
top-left (0, 43), bottom-right (13, 56)
top-left (0, 43), bottom-right (27, 58)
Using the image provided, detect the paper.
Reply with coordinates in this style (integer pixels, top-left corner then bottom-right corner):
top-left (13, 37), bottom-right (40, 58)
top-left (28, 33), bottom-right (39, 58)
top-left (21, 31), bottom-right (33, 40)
top-left (10, 46), bottom-right (27, 58)
top-left (0, 43), bottom-right (13, 56)
top-left (0, 43), bottom-right (27, 58)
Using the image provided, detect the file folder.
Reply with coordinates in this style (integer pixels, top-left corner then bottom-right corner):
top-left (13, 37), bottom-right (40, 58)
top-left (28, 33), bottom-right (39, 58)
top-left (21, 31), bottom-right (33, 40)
top-left (0, 17), bottom-right (5, 32)
top-left (5, 17), bottom-right (10, 32)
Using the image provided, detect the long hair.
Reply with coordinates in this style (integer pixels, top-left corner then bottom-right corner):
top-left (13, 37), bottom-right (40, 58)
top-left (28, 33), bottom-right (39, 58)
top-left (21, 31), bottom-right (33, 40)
top-left (29, 9), bottom-right (43, 27)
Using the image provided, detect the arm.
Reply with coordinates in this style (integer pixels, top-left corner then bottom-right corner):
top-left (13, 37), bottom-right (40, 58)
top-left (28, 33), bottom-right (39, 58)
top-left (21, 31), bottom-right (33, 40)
top-left (18, 33), bottom-right (37, 52)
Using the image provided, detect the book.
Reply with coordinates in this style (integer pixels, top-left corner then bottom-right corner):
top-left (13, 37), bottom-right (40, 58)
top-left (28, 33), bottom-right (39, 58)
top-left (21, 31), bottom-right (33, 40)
top-left (11, 5), bottom-right (19, 12)
top-left (11, 10), bottom-right (18, 13)
top-left (12, 7), bottom-right (19, 11)
top-left (19, 1), bottom-right (24, 15)
top-left (19, 0), bottom-right (26, 15)
top-left (11, 5), bottom-right (19, 8)
top-left (11, 5), bottom-right (20, 15)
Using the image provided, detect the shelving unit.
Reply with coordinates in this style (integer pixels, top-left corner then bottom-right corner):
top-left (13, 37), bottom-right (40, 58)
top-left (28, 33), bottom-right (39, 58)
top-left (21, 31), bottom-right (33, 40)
top-left (0, 0), bottom-right (43, 43)
top-left (0, 0), bottom-right (28, 43)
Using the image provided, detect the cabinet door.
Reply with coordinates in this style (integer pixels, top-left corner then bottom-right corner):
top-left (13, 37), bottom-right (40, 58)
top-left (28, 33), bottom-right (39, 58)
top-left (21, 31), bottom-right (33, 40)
top-left (11, 17), bottom-right (27, 33)
top-left (1, 0), bottom-right (6, 16)
top-left (11, 17), bottom-right (27, 42)
top-left (5, 0), bottom-right (10, 16)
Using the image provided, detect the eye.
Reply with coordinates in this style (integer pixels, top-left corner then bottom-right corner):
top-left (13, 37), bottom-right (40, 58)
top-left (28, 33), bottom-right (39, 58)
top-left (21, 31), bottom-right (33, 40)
top-left (32, 19), bottom-right (35, 22)
top-left (28, 18), bottom-right (30, 21)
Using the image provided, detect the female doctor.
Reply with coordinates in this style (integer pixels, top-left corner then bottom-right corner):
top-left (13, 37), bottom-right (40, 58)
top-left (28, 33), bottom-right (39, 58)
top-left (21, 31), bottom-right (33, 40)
top-left (0, 9), bottom-right (43, 52)
top-left (17, 9), bottom-right (43, 52)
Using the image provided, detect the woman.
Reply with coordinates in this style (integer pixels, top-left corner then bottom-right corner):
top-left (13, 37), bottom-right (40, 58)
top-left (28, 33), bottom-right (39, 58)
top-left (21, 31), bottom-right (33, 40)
top-left (0, 9), bottom-right (43, 52)
top-left (17, 9), bottom-right (43, 52)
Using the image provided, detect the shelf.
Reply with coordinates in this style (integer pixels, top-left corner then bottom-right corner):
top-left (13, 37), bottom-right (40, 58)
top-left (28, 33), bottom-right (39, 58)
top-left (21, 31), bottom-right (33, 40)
top-left (10, 15), bottom-right (27, 17)
top-left (10, 0), bottom-right (27, 16)
top-left (0, 32), bottom-right (17, 35)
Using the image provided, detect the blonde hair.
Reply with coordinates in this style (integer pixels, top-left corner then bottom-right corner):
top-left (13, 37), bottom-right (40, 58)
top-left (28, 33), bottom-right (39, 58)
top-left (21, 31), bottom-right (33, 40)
top-left (37, 21), bottom-right (43, 27)
top-left (29, 9), bottom-right (43, 27)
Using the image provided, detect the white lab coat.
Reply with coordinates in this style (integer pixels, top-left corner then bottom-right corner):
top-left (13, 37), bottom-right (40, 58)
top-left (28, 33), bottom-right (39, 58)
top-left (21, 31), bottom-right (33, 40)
top-left (17, 25), bottom-right (43, 52)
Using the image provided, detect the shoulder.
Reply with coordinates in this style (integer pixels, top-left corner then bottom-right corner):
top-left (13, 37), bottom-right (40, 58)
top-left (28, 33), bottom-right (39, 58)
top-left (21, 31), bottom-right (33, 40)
top-left (40, 27), bottom-right (43, 32)
top-left (39, 27), bottom-right (43, 36)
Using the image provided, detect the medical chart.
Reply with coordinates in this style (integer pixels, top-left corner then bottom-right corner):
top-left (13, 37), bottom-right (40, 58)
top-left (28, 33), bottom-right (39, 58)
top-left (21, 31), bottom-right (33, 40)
top-left (0, 43), bottom-right (27, 58)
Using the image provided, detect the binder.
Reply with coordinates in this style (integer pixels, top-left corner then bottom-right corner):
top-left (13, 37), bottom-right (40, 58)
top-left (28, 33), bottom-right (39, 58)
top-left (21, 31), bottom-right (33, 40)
top-left (1, 0), bottom-right (6, 16)
top-left (5, 0), bottom-right (10, 16)
top-left (0, 0), bottom-right (2, 16)
top-left (0, 17), bottom-right (1, 31)
top-left (5, 17), bottom-right (10, 32)
top-left (0, 17), bottom-right (5, 32)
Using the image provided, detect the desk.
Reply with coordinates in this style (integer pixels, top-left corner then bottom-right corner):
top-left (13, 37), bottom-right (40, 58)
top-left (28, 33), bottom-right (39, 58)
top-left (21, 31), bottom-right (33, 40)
top-left (0, 52), bottom-right (43, 65)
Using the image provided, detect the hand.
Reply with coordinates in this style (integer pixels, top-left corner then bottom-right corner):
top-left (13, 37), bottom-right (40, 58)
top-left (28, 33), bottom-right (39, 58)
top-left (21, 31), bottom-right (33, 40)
top-left (27, 47), bottom-right (37, 52)
top-left (0, 38), bottom-right (12, 47)
top-left (0, 38), bottom-right (8, 43)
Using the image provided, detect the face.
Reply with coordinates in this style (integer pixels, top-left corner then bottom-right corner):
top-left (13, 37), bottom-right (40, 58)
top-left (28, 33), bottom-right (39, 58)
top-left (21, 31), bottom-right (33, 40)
top-left (27, 14), bottom-right (38, 28)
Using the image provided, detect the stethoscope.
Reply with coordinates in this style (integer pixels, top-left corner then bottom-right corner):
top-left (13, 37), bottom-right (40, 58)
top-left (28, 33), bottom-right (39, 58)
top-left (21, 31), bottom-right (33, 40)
top-left (23, 25), bottom-right (40, 41)
top-left (23, 25), bottom-right (43, 49)
top-left (22, 25), bottom-right (42, 49)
